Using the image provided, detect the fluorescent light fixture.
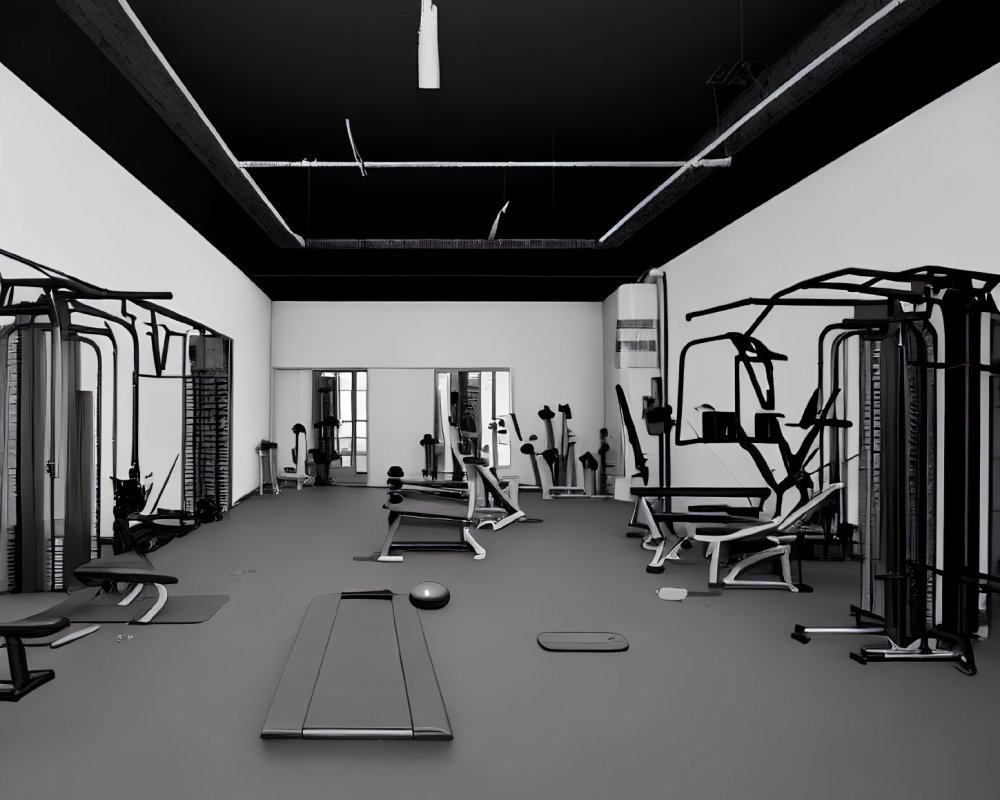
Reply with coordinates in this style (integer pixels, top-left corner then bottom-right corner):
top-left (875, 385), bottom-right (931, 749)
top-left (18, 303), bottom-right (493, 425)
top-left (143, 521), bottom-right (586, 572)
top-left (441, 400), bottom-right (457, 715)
top-left (488, 200), bottom-right (509, 240)
top-left (344, 119), bottom-right (366, 176)
top-left (418, 0), bottom-right (440, 89)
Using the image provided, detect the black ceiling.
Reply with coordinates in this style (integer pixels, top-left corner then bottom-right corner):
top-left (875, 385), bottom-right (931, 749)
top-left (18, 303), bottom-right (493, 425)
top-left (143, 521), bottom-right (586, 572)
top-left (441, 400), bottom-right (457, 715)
top-left (2, 0), bottom-right (997, 301)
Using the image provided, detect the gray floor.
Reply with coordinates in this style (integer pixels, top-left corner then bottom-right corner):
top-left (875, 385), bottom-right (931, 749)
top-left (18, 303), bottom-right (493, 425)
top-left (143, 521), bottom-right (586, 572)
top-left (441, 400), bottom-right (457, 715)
top-left (2, 487), bottom-right (998, 800)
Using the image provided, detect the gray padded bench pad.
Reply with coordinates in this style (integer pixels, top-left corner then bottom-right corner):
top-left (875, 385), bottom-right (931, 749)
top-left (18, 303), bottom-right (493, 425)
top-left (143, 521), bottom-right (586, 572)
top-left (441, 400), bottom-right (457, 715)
top-left (384, 496), bottom-right (472, 521)
top-left (261, 591), bottom-right (452, 740)
top-left (0, 613), bottom-right (69, 638)
top-left (646, 511), bottom-right (764, 526)
top-left (73, 551), bottom-right (178, 586)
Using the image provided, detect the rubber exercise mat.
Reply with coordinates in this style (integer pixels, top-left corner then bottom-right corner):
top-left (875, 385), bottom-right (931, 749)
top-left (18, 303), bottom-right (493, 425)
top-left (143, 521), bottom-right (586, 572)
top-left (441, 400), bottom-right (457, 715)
top-left (262, 591), bottom-right (452, 739)
top-left (66, 593), bottom-right (229, 624)
top-left (537, 632), bottom-right (629, 652)
top-left (139, 595), bottom-right (229, 624)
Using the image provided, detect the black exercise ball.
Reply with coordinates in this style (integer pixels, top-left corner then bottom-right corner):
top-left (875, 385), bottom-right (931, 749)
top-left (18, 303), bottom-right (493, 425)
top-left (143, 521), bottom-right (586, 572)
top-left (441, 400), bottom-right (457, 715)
top-left (409, 581), bottom-right (450, 610)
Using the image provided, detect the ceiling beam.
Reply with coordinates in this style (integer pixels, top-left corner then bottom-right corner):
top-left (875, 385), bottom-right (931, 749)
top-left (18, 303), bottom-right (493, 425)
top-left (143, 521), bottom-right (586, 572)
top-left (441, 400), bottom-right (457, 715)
top-left (55, 0), bottom-right (941, 254)
top-left (600, 0), bottom-right (943, 249)
top-left (239, 159), bottom-right (733, 170)
top-left (50, 0), bottom-right (722, 252)
top-left (305, 238), bottom-right (598, 250)
top-left (53, 0), bottom-right (304, 248)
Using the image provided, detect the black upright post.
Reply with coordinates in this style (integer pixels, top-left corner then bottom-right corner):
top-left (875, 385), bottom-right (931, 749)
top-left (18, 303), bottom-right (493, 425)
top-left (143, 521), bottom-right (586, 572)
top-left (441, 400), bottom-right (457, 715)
top-left (879, 322), bottom-right (907, 643)
top-left (18, 328), bottom-right (48, 592)
top-left (990, 318), bottom-right (1000, 623)
top-left (940, 286), bottom-right (981, 636)
top-left (63, 341), bottom-right (94, 586)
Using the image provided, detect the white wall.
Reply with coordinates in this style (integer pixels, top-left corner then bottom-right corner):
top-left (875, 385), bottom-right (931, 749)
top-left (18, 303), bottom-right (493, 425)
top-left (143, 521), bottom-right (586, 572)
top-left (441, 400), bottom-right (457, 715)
top-left (271, 369), bottom-right (313, 472)
top-left (368, 369), bottom-right (436, 481)
top-left (271, 301), bottom-right (604, 485)
top-left (661, 61), bottom-right (1000, 561)
top-left (602, 284), bottom-right (664, 491)
top-left (0, 63), bottom-right (273, 507)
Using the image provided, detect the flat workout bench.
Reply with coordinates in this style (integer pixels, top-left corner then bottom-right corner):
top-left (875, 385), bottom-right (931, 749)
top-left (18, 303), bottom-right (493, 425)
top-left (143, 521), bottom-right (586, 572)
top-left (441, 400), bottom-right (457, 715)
top-left (261, 591), bottom-right (452, 740)
top-left (1, 550), bottom-right (176, 701)
top-left (0, 613), bottom-right (72, 701)
top-left (74, 551), bottom-right (179, 624)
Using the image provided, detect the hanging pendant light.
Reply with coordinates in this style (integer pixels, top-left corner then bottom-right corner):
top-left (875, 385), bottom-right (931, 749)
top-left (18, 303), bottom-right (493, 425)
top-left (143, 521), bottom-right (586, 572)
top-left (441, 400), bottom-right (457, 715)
top-left (417, 0), bottom-right (440, 89)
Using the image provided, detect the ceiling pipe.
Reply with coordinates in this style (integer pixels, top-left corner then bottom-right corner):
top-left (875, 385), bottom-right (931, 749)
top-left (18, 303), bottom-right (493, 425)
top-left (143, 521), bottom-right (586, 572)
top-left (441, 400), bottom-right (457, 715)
top-left (600, 0), bottom-right (912, 244)
top-left (239, 159), bottom-right (732, 169)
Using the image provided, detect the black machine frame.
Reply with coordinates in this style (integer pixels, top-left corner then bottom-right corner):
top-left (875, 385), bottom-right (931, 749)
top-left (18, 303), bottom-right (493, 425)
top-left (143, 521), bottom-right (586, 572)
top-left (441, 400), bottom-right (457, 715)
top-left (0, 247), bottom-right (230, 592)
top-left (686, 265), bottom-right (1000, 673)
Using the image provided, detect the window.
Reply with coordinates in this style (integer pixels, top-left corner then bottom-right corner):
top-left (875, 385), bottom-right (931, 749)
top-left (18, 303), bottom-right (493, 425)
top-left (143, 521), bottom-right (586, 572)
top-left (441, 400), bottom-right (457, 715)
top-left (316, 370), bottom-right (367, 476)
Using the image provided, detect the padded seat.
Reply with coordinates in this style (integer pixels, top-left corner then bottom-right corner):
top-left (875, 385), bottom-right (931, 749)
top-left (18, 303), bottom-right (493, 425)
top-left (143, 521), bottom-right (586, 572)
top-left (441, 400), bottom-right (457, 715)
top-left (687, 504), bottom-right (764, 516)
top-left (74, 560), bottom-right (178, 586)
top-left (384, 496), bottom-right (472, 519)
top-left (277, 472), bottom-right (312, 490)
top-left (692, 483), bottom-right (844, 591)
top-left (114, 508), bottom-right (200, 555)
top-left (73, 551), bottom-right (179, 624)
top-left (0, 612), bottom-right (71, 702)
top-left (380, 480), bottom-right (489, 561)
top-left (636, 504), bottom-right (766, 573)
top-left (0, 614), bottom-right (69, 638)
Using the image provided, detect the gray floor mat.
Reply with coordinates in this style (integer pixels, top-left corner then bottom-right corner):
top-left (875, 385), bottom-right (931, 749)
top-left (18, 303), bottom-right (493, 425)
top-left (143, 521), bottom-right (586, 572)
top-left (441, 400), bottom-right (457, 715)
top-left (66, 593), bottom-right (229, 624)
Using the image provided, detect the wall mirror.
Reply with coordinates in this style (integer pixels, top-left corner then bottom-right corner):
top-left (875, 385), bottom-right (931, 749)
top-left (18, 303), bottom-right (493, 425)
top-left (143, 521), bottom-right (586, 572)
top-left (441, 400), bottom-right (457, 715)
top-left (433, 369), bottom-right (511, 473)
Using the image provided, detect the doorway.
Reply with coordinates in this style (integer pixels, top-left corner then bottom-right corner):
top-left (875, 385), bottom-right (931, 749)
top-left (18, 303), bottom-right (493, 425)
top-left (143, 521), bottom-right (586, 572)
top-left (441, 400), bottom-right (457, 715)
top-left (314, 370), bottom-right (368, 485)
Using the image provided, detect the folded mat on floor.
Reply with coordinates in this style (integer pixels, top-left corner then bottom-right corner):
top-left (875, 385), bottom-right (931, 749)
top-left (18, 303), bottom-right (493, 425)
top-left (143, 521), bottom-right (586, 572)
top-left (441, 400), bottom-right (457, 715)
top-left (46, 587), bottom-right (229, 624)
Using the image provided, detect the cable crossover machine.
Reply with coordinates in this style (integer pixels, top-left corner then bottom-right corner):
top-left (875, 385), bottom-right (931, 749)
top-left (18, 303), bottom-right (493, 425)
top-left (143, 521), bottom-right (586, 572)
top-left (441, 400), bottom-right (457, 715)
top-left (686, 265), bottom-right (1000, 674)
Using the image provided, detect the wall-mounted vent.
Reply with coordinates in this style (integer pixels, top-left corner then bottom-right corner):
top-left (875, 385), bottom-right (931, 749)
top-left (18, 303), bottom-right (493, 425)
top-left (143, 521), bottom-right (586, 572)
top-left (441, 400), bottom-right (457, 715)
top-left (616, 319), bottom-right (657, 368)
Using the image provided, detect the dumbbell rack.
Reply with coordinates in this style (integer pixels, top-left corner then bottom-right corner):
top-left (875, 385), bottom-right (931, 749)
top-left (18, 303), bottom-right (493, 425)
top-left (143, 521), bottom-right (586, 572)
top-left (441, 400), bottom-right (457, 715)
top-left (183, 349), bottom-right (232, 514)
